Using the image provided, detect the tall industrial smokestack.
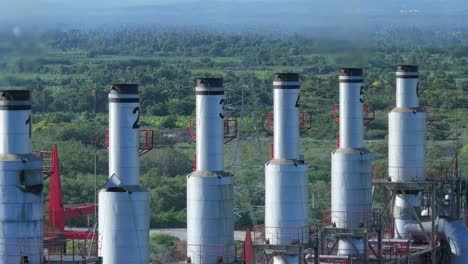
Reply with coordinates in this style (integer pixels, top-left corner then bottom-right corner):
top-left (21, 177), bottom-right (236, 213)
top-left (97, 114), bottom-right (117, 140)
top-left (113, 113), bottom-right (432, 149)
top-left (265, 73), bottom-right (308, 263)
top-left (0, 90), bottom-right (43, 263)
top-left (389, 65), bottom-right (426, 238)
top-left (187, 78), bottom-right (234, 263)
top-left (99, 84), bottom-right (150, 264)
top-left (331, 69), bottom-right (372, 255)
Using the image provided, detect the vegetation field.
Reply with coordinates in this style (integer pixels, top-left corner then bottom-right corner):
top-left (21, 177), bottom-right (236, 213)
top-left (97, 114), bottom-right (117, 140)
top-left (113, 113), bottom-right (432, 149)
top-left (0, 29), bottom-right (467, 236)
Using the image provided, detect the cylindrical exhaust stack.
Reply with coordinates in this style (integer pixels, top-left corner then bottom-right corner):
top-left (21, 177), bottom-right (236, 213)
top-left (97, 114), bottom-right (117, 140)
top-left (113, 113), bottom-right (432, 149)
top-left (108, 84), bottom-right (140, 186)
top-left (187, 78), bottom-right (234, 264)
top-left (338, 69), bottom-right (364, 149)
top-left (265, 73), bottom-right (308, 264)
top-left (99, 84), bottom-right (150, 264)
top-left (273, 73), bottom-right (300, 160)
top-left (0, 90), bottom-right (43, 263)
top-left (388, 65), bottom-right (426, 238)
top-left (331, 69), bottom-right (372, 255)
top-left (195, 78), bottom-right (225, 171)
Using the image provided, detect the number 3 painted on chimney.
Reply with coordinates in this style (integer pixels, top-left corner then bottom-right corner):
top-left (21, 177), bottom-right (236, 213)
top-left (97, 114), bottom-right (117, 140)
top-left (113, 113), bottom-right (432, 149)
top-left (219, 99), bottom-right (225, 119)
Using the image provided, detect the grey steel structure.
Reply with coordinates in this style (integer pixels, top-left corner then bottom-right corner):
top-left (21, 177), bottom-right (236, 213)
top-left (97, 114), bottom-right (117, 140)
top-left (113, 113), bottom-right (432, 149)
top-left (0, 90), bottom-right (43, 263)
top-left (264, 73), bottom-right (308, 263)
top-left (186, 78), bottom-right (234, 263)
top-left (98, 84), bottom-right (150, 264)
top-left (331, 69), bottom-right (372, 255)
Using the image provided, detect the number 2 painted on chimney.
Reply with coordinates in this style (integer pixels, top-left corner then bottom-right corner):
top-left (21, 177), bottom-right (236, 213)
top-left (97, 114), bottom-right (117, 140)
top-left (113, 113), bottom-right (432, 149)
top-left (132, 107), bottom-right (140, 129)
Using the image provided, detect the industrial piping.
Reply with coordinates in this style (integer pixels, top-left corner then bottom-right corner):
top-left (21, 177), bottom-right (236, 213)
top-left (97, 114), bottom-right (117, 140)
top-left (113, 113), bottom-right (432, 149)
top-left (264, 73), bottom-right (308, 263)
top-left (0, 90), bottom-right (43, 263)
top-left (331, 69), bottom-right (372, 255)
top-left (186, 78), bottom-right (234, 263)
top-left (404, 217), bottom-right (468, 263)
top-left (99, 84), bottom-right (150, 264)
top-left (388, 65), bottom-right (426, 239)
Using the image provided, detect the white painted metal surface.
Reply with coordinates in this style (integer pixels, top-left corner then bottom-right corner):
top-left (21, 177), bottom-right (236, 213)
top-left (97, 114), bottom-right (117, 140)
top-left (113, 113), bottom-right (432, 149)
top-left (195, 79), bottom-right (224, 171)
top-left (187, 172), bottom-right (234, 263)
top-left (0, 91), bottom-right (32, 154)
top-left (265, 160), bottom-right (308, 245)
top-left (108, 85), bottom-right (140, 186)
top-left (388, 66), bottom-right (427, 239)
top-left (0, 90), bottom-right (43, 263)
top-left (98, 189), bottom-right (149, 264)
top-left (187, 78), bottom-right (234, 264)
top-left (331, 69), bottom-right (372, 255)
top-left (265, 73), bottom-right (309, 263)
top-left (273, 77), bottom-right (300, 160)
top-left (396, 66), bottom-right (420, 108)
top-left (99, 84), bottom-right (149, 264)
top-left (338, 72), bottom-right (364, 149)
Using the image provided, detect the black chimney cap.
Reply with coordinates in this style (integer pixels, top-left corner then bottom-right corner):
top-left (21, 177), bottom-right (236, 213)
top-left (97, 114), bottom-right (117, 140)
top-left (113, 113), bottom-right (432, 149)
top-left (0, 90), bottom-right (31, 101)
top-left (110, 84), bottom-right (139, 94)
top-left (274, 73), bottom-right (299, 82)
top-left (340, 68), bottom-right (363, 76)
top-left (196, 78), bottom-right (223, 88)
top-left (397, 65), bottom-right (418, 72)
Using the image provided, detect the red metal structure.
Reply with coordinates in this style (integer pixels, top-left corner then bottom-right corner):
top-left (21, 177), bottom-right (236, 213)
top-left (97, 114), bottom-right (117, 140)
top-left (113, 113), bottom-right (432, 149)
top-left (190, 118), bottom-right (238, 144)
top-left (38, 144), bottom-right (97, 240)
top-left (333, 103), bottom-right (375, 149)
top-left (267, 111), bottom-right (312, 159)
top-left (105, 128), bottom-right (155, 156)
top-left (242, 229), bottom-right (253, 264)
top-left (190, 118), bottom-right (238, 170)
top-left (266, 111), bottom-right (312, 134)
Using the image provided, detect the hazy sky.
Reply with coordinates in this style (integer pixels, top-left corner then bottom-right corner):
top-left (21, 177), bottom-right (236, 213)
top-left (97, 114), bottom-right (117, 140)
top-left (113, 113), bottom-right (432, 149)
top-left (1, 0), bottom-right (467, 30)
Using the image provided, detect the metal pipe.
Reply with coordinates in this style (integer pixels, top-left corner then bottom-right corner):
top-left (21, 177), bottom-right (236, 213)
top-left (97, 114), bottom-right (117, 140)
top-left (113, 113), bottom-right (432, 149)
top-left (99, 84), bottom-right (149, 264)
top-left (187, 78), bottom-right (234, 264)
top-left (273, 73), bottom-right (300, 160)
top-left (403, 217), bottom-right (468, 264)
top-left (0, 90), bottom-right (43, 263)
top-left (108, 84), bottom-right (140, 185)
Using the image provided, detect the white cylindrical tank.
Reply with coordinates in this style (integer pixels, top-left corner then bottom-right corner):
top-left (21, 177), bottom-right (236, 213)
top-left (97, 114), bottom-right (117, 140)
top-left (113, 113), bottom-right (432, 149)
top-left (187, 78), bottom-right (234, 264)
top-left (0, 90), bottom-right (43, 263)
top-left (389, 65), bottom-right (427, 238)
top-left (99, 84), bottom-right (149, 264)
top-left (265, 160), bottom-right (308, 243)
top-left (331, 69), bottom-right (372, 255)
top-left (265, 73), bottom-right (309, 263)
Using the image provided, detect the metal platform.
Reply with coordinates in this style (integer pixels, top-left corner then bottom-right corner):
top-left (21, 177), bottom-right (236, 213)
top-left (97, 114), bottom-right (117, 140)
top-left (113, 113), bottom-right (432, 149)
top-left (47, 255), bottom-right (102, 263)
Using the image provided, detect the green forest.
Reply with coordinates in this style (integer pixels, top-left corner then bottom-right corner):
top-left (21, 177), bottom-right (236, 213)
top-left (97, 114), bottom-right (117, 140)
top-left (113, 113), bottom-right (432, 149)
top-left (0, 28), bottom-right (467, 234)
